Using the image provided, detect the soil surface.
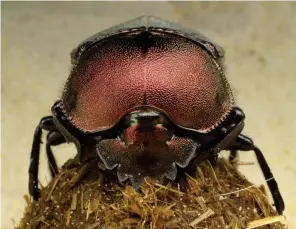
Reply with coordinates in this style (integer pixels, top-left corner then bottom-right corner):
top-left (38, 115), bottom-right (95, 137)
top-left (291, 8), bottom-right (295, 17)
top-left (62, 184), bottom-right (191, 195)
top-left (16, 158), bottom-right (285, 229)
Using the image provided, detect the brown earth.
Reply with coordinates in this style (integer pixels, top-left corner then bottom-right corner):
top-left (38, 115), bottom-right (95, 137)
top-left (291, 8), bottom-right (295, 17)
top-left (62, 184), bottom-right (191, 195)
top-left (16, 158), bottom-right (285, 229)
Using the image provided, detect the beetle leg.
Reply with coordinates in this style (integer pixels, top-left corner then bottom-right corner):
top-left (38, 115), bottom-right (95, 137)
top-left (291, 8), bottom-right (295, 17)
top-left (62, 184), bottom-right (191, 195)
top-left (208, 149), bottom-right (218, 166)
top-left (29, 116), bottom-right (65, 200)
top-left (227, 134), bottom-right (285, 215)
top-left (175, 158), bottom-right (198, 191)
top-left (228, 150), bottom-right (239, 164)
top-left (46, 131), bottom-right (67, 178)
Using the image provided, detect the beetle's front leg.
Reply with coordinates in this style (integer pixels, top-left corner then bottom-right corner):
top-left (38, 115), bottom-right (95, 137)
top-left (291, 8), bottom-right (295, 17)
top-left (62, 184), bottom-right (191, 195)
top-left (46, 131), bottom-right (67, 178)
top-left (226, 134), bottom-right (285, 215)
top-left (28, 116), bottom-right (66, 200)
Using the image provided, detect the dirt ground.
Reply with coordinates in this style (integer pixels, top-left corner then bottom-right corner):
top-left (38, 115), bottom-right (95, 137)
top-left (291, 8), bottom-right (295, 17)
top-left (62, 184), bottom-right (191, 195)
top-left (16, 158), bottom-right (285, 229)
top-left (2, 2), bottom-right (296, 228)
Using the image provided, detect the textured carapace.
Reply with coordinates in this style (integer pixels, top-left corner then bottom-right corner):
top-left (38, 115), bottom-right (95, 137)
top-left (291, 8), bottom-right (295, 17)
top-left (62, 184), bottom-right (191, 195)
top-left (62, 29), bottom-right (233, 133)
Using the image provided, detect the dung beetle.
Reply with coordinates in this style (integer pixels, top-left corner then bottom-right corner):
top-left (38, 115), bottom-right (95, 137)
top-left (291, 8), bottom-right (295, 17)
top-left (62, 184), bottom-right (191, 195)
top-left (28, 15), bottom-right (285, 215)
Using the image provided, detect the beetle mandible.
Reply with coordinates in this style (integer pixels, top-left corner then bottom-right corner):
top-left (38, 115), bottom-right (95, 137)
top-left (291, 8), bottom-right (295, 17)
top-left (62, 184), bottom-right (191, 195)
top-left (28, 15), bottom-right (285, 215)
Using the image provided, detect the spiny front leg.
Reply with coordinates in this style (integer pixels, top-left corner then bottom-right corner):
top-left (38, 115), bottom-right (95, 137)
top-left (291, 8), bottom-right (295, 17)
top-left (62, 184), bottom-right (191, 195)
top-left (226, 134), bottom-right (285, 215)
top-left (28, 116), bottom-right (66, 200)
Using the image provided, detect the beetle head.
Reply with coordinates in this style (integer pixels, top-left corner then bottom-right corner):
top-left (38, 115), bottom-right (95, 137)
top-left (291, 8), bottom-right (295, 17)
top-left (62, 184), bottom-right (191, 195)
top-left (96, 107), bottom-right (199, 188)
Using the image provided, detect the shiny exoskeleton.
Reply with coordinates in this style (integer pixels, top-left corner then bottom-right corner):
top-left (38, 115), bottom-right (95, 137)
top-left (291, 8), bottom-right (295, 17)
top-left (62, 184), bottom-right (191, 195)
top-left (28, 15), bottom-right (285, 215)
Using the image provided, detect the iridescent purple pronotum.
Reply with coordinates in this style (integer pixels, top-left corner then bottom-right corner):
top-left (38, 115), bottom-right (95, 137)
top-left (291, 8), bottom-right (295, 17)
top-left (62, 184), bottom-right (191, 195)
top-left (28, 15), bottom-right (284, 215)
